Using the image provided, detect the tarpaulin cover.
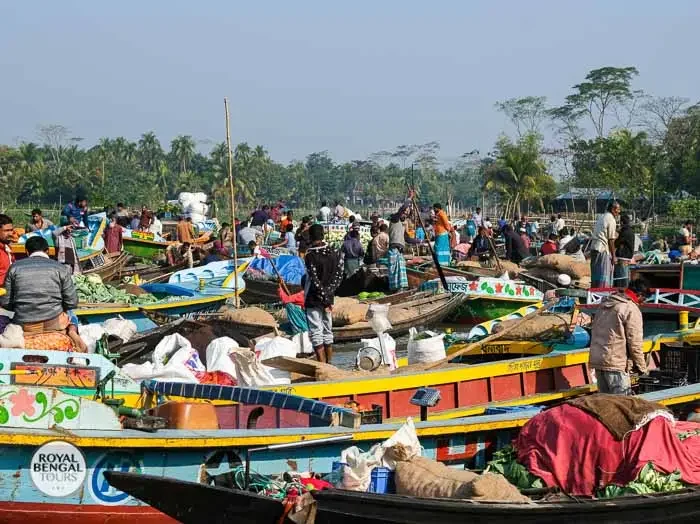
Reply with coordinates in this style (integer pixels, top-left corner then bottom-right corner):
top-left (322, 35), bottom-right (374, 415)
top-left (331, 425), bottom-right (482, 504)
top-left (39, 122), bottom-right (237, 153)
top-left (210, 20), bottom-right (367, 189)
top-left (249, 254), bottom-right (306, 285)
top-left (516, 403), bottom-right (700, 496)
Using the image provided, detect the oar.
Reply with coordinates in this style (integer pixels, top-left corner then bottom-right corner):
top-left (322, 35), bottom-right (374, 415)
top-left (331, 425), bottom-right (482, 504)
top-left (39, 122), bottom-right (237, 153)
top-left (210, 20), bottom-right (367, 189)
top-left (268, 256), bottom-right (291, 295)
top-left (423, 299), bottom-right (556, 370)
top-left (409, 193), bottom-right (449, 291)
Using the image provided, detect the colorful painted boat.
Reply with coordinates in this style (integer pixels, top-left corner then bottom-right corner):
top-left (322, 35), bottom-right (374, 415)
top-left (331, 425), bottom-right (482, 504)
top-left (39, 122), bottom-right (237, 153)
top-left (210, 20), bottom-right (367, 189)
top-left (122, 231), bottom-right (212, 259)
top-left (420, 275), bottom-right (543, 324)
top-left (74, 279), bottom-right (242, 332)
top-left (1, 383), bottom-right (697, 523)
top-left (6, 319), bottom-right (698, 423)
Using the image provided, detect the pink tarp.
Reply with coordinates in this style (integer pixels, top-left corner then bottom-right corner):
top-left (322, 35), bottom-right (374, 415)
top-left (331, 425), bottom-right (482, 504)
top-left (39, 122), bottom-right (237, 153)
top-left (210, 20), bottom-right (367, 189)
top-left (516, 403), bottom-right (700, 496)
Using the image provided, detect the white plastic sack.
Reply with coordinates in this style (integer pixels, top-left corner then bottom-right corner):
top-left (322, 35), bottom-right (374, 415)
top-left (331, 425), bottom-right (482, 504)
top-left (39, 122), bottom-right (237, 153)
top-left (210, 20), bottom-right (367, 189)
top-left (121, 344), bottom-right (205, 383)
top-left (206, 337), bottom-right (240, 379)
top-left (360, 333), bottom-right (397, 370)
top-left (367, 304), bottom-right (392, 334)
top-left (255, 336), bottom-right (298, 385)
top-left (229, 350), bottom-right (277, 387)
top-left (178, 192), bottom-right (194, 204)
top-left (79, 324), bottom-right (106, 353)
top-left (184, 202), bottom-right (208, 216)
top-left (152, 333), bottom-right (193, 367)
top-left (407, 328), bottom-right (446, 365)
top-left (339, 417), bottom-right (421, 491)
top-left (292, 332), bottom-right (314, 355)
top-left (192, 192), bottom-right (208, 203)
top-left (102, 317), bottom-right (137, 342)
top-left (0, 324), bottom-right (24, 348)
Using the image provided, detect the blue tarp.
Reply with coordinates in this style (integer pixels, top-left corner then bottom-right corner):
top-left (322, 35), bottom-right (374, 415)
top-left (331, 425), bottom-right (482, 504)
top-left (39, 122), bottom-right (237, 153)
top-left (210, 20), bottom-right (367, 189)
top-left (249, 254), bottom-right (306, 285)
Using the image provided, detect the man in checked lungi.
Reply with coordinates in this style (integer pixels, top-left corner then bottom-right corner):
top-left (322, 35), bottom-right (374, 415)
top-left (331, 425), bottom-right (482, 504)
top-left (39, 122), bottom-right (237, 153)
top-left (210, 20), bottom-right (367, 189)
top-left (590, 201), bottom-right (621, 288)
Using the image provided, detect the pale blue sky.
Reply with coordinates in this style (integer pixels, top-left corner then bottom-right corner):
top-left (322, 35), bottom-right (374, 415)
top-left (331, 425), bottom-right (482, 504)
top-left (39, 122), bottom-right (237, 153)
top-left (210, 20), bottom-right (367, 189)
top-left (1, 0), bottom-right (698, 163)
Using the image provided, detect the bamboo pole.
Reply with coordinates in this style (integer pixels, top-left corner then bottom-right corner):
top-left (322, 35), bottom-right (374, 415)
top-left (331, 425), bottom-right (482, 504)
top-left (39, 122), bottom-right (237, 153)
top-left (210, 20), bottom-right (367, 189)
top-left (224, 97), bottom-right (240, 308)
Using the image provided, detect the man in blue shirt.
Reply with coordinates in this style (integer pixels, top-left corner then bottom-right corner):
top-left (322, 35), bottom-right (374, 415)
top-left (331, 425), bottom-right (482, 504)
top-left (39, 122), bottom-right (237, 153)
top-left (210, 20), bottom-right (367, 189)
top-left (61, 193), bottom-right (88, 227)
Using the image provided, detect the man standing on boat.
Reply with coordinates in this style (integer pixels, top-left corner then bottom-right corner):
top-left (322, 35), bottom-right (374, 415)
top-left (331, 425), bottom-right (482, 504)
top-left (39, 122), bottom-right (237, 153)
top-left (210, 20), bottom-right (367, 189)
top-left (387, 194), bottom-right (412, 290)
top-left (590, 201), bottom-right (620, 288)
top-left (303, 224), bottom-right (344, 364)
top-left (27, 209), bottom-right (53, 232)
top-left (61, 192), bottom-right (88, 227)
top-left (589, 280), bottom-right (648, 395)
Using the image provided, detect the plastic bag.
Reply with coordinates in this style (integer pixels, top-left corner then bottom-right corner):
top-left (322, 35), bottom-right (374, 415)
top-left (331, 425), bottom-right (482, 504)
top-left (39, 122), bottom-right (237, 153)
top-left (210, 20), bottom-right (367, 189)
top-left (292, 331), bottom-right (314, 355)
top-left (407, 328), bottom-right (446, 365)
top-left (102, 317), bottom-right (137, 342)
top-left (380, 417), bottom-right (421, 468)
top-left (79, 324), bottom-right (106, 353)
top-left (205, 337), bottom-right (240, 379)
top-left (229, 350), bottom-right (277, 387)
top-left (360, 333), bottom-right (397, 370)
top-left (255, 336), bottom-right (298, 385)
top-left (0, 324), bottom-right (24, 348)
top-left (367, 303), bottom-right (392, 334)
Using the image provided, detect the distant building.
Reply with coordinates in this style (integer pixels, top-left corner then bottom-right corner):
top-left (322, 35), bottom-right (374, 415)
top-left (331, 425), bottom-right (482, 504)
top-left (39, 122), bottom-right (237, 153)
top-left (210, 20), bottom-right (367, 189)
top-left (553, 188), bottom-right (625, 214)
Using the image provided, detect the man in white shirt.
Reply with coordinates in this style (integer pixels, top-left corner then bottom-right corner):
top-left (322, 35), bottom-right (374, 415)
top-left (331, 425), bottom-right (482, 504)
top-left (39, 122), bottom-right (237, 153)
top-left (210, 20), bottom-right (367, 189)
top-left (471, 208), bottom-right (483, 228)
top-left (679, 221), bottom-right (693, 256)
top-left (318, 201), bottom-right (331, 222)
top-left (590, 202), bottom-right (620, 288)
top-left (555, 214), bottom-right (566, 234)
top-left (558, 227), bottom-right (574, 253)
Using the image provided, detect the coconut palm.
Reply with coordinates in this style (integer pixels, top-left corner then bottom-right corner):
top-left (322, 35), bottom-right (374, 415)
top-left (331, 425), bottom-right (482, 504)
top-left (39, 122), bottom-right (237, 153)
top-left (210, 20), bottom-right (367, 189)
top-left (138, 132), bottom-right (164, 173)
top-left (170, 135), bottom-right (196, 174)
top-left (483, 133), bottom-right (550, 217)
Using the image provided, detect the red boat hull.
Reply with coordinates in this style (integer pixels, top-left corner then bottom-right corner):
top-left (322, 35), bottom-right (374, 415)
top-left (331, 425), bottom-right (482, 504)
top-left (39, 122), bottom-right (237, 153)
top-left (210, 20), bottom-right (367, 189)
top-left (0, 502), bottom-right (177, 524)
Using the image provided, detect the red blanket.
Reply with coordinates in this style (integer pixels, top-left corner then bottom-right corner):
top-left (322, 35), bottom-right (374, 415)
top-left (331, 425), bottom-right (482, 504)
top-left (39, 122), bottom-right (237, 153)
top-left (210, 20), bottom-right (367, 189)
top-left (516, 403), bottom-right (700, 496)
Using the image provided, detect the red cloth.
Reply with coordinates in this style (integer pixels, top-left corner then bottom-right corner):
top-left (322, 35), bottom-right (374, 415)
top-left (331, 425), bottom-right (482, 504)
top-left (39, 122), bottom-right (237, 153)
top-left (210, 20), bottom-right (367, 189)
top-left (194, 370), bottom-right (236, 386)
top-left (540, 241), bottom-right (558, 255)
top-left (516, 403), bottom-right (700, 496)
top-left (279, 286), bottom-right (305, 307)
top-left (103, 224), bottom-right (123, 254)
top-left (0, 246), bottom-right (14, 286)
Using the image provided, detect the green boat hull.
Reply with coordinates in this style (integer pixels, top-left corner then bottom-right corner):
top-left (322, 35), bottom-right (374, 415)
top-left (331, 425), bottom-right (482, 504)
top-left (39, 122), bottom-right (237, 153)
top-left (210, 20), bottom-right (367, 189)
top-left (449, 297), bottom-right (538, 325)
top-left (123, 237), bottom-right (169, 259)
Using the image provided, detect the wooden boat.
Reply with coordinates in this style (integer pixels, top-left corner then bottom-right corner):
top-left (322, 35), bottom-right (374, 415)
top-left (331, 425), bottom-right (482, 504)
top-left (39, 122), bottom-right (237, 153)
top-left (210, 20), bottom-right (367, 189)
top-left (122, 231), bottom-right (212, 259)
top-left (312, 487), bottom-right (700, 524)
top-left (206, 289), bottom-right (463, 343)
top-left (75, 280), bottom-right (242, 332)
top-left (113, 260), bottom-right (191, 284)
top-left (3, 382), bottom-right (698, 523)
top-left (82, 251), bottom-right (131, 281)
top-left (103, 471), bottom-right (700, 524)
top-left (242, 278), bottom-right (302, 304)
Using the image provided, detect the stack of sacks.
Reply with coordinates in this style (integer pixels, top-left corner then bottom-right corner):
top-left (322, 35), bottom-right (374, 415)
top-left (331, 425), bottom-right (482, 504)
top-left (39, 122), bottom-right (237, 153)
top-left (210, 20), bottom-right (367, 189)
top-left (178, 192), bottom-right (209, 224)
top-left (522, 254), bottom-right (590, 287)
top-left (220, 306), bottom-right (278, 328)
top-left (331, 297), bottom-right (369, 327)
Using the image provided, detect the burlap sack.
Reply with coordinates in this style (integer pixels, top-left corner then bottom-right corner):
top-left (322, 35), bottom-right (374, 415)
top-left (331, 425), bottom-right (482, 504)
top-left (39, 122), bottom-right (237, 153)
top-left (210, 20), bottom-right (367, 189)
top-left (492, 313), bottom-right (573, 341)
top-left (395, 456), bottom-right (478, 498)
top-left (525, 254), bottom-right (590, 279)
top-left (388, 308), bottom-right (414, 324)
top-left (221, 306), bottom-right (277, 327)
top-left (468, 473), bottom-right (530, 503)
top-left (333, 303), bottom-right (369, 326)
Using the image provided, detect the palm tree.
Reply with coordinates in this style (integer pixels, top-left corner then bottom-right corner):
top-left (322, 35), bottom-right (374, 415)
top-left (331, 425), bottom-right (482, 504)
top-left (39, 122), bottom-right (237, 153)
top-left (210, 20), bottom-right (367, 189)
top-left (171, 135), bottom-right (196, 174)
top-left (483, 133), bottom-right (549, 217)
top-left (138, 132), bottom-right (164, 173)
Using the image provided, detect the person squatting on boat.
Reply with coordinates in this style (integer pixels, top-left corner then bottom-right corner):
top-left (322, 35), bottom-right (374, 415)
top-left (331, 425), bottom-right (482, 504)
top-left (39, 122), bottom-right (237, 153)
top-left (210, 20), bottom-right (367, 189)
top-left (588, 280), bottom-right (648, 395)
top-left (590, 201), bottom-right (621, 288)
top-left (303, 224), bottom-right (344, 364)
top-left (1, 236), bottom-right (87, 352)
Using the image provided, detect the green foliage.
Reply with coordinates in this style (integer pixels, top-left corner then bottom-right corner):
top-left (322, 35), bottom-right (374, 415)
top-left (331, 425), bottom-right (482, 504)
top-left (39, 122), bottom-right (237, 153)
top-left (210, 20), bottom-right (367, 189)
top-left (486, 446), bottom-right (545, 490)
top-left (570, 129), bottom-right (657, 200)
top-left (668, 198), bottom-right (700, 221)
top-left (597, 462), bottom-right (685, 498)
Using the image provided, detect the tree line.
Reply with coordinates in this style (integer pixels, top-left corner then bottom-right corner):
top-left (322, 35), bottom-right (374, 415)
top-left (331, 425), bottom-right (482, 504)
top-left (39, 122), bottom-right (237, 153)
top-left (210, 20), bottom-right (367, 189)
top-left (0, 65), bottom-right (698, 219)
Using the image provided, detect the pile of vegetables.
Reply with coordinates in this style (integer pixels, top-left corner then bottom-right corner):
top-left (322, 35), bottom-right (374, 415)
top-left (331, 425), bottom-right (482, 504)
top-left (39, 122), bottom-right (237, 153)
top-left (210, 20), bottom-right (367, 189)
top-left (324, 228), bottom-right (372, 249)
top-left (357, 291), bottom-right (385, 301)
top-left (486, 446), bottom-right (545, 490)
top-left (597, 463), bottom-right (686, 498)
top-left (73, 274), bottom-right (160, 305)
top-left (487, 447), bottom-right (688, 498)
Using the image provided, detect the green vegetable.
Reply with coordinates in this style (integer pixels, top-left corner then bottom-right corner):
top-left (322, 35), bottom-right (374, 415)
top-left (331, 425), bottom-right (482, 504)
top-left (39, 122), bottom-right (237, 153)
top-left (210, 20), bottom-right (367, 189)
top-left (486, 446), bottom-right (545, 490)
top-left (596, 462), bottom-right (686, 498)
top-left (73, 275), bottom-right (160, 306)
top-left (358, 292), bottom-right (370, 300)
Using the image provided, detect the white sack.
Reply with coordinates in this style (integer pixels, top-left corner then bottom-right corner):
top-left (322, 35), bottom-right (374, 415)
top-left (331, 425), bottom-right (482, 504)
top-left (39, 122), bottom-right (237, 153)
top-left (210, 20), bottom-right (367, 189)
top-left (206, 337), bottom-right (240, 379)
top-left (255, 336), bottom-right (298, 385)
top-left (407, 328), bottom-right (446, 365)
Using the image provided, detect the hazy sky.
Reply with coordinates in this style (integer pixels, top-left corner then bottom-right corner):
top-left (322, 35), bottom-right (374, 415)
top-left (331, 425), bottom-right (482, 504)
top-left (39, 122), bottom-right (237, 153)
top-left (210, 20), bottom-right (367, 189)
top-left (1, 0), bottom-right (698, 164)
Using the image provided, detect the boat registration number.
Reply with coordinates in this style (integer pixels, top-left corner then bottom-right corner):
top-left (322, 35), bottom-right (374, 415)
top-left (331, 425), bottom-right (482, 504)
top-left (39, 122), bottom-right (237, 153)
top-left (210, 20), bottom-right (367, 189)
top-left (11, 364), bottom-right (99, 389)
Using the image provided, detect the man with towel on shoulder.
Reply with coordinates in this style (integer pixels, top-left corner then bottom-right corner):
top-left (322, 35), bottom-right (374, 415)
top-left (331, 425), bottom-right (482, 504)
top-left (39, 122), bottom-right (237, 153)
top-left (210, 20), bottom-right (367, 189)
top-left (588, 279), bottom-right (648, 395)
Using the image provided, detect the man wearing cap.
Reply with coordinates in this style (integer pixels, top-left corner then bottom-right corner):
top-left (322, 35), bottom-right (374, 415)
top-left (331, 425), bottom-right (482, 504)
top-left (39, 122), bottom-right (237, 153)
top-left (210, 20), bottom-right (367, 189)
top-left (61, 193), bottom-right (88, 227)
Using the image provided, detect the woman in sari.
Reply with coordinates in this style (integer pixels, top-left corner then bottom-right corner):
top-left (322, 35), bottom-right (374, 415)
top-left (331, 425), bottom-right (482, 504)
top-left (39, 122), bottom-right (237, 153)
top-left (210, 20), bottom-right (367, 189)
top-left (433, 203), bottom-right (453, 266)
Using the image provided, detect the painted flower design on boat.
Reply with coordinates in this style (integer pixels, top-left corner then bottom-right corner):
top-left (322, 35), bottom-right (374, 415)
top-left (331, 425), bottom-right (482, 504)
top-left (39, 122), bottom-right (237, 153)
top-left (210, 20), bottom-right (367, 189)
top-left (9, 388), bottom-right (36, 417)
